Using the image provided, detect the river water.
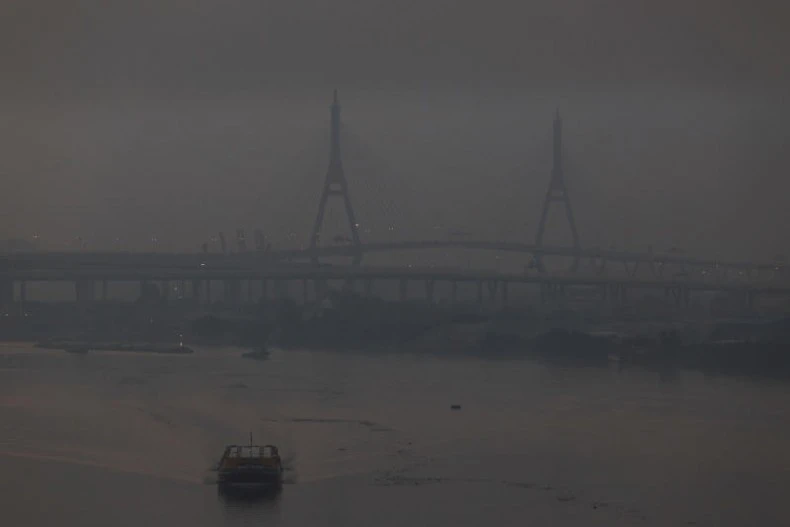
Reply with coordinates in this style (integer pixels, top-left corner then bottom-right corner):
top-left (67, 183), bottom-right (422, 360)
top-left (1, 344), bottom-right (788, 526)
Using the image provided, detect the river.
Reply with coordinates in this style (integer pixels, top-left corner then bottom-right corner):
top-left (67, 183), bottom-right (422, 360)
top-left (1, 344), bottom-right (788, 526)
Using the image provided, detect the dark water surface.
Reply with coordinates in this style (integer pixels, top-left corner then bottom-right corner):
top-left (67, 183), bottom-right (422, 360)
top-left (1, 344), bottom-right (788, 526)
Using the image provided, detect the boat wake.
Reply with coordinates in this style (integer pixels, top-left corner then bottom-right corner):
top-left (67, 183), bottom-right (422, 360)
top-left (0, 449), bottom-right (199, 485)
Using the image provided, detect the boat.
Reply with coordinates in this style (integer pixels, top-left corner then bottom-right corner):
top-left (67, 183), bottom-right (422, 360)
top-left (242, 346), bottom-right (271, 360)
top-left (217, 435), bottom-right (284, 493)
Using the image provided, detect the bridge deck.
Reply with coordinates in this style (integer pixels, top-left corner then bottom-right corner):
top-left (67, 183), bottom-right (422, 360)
top-left (2, 241), bottom-right (783, 272)
top-left (1, 266), bottom-right (788, 295)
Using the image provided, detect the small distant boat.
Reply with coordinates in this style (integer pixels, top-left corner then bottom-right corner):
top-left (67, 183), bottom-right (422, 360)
top-left (242, 332), bottom-right (277, 360)
top-left (217, 434), bottom-right (283, 493)
top-left (242, 346), bottom-right (270, 360)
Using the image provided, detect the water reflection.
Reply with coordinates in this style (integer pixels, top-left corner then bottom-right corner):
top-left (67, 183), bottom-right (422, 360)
top-left (217, 485), bottom-right (283, 520)
top-left (3, 346), bottom-right (790, 527)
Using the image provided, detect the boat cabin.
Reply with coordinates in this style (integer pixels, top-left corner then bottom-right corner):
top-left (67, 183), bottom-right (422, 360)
top-left (219, 444), bottom-right (281, 470)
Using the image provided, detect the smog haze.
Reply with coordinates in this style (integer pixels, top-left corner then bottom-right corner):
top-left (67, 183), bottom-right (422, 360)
top-left (1, 1), bottom-right (788, 258)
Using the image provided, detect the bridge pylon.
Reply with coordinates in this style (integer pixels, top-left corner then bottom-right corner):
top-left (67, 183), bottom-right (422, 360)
top-left (309, 90), bottom-right (362, 265)
top-left (534, 110), bottom-right (580, 272)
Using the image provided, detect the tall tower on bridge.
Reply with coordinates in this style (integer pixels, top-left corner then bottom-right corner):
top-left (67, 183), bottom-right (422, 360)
top-left (534, 110), bottom-right (580, 271)
top-left (309, 90), bottom-right (362, 265)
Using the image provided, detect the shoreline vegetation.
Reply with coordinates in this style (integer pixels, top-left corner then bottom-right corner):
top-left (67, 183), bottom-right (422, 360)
top-left (2, 292), bottom-right (790, 379)
top-left (34, 340), bottom-right (194, 354)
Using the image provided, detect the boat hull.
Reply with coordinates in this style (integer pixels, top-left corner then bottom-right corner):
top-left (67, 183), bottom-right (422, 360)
top-left (217, 466), bottom-right (283, 493)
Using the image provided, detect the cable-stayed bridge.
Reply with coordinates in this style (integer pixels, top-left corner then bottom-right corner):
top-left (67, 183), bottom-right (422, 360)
top-left (1, 92), bottom-right (788, 308)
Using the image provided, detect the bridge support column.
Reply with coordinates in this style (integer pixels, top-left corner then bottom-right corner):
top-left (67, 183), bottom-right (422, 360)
top-left (665, 286), bottom-right (677, 307)
top-left (224, 280), bottom-right (241, 305)
top-left (138, 281), bottom-right (162, 304)
top-left (664, 286), bottom-right (689, 307)
top-left (539, 283), bottom-right (548, 304)
top-left (590, 257), bottom-right (607, 275)
top-left (486, 280), bottom-right (498, 303)
top-left (0, 279), bottom-right (12, 306)
top-left (274, 280), bottom-right (288, 299)
top-left (75, 280), bottom-right (96, 306)
top-left (398, 279), bottom-right (408, 302)
top-left (623, 261), bottom-right (639, 277)
top-left (161, 281), bottom-right (170, 302)
top-left (19, 281), bottom-right (27, 304)
top-left (101, 280), bottom-right (108, 302)
top-left (425, 280), bottom-right (435, 304)
top-left (540, 282), bottom-right (565, 305)
top-left (191, 280), bottom-right (202, 304)
top-left (746, 291), bottom-right (756, 311)
top-left (650, 262), bottom-right (664, 279)
top-left (313, 279), bottom-right (328, 301)
top-left (603, 283), bottom-right (625, 305)
top-left (615, 284), bottom-right (626, 304)
top-left (363, 279), bottom-right (373, 297)
top-left (261, 279), bottom-right (268, 301)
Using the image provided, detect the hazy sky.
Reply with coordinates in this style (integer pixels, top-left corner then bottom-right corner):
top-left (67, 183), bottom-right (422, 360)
top-left (1, 1), bottom-right (788, 258)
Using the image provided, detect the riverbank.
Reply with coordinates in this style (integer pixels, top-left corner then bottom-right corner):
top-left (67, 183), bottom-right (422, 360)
top-left (3, 292), bottom-right (790, 379)
top-left (35, 340), bottom-right (194, 354)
